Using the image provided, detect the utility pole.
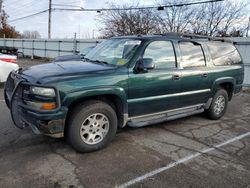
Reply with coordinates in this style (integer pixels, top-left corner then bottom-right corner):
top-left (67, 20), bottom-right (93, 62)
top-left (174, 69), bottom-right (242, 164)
top-left (0, 0), bottom-right (3, 13)
top-left (0, 0), bottom-right (3, 30)
top-left (48, 0), bottom-right (52, 39)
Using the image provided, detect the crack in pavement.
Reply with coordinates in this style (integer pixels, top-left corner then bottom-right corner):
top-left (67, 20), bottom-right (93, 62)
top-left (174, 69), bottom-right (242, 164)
top-left (117, 131), bottom-right (250, 188)
top-left (160, 127), bottom-right (250, 163)
top-left (154, 138), bottom-right (247, 167)
top-left (49, 144), bottom-right (85, 188)
top-left (168, 117), bottom-right (249, 136)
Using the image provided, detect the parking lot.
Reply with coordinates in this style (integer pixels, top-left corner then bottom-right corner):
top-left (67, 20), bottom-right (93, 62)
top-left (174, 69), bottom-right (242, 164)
top-left (0, 59), bottom-right (250, 188)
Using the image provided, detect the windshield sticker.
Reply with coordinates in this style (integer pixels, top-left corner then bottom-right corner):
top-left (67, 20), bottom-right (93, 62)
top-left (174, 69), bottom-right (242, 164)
top-left (117, 59), bottom-right (126, 65)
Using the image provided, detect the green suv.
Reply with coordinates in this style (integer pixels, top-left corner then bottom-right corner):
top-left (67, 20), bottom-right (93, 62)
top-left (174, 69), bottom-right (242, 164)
top-left (4, 33), bottom-right (244, 152)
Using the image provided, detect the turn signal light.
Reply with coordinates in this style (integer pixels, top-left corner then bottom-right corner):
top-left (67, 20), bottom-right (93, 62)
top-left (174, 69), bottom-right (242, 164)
top-left (41, 102), bottom-right (57, 110)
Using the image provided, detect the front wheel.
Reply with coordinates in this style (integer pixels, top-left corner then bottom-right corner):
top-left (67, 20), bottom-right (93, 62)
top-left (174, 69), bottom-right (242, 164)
top-left (206, 89), bottom-right (228, 120)
top-left (67, 100), bottom-right (118, 153)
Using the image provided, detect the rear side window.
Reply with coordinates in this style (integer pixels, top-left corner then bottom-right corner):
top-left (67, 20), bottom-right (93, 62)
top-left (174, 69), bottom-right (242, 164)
top-left (143, 41), bottom-right (176, 69)
top-left (207, 42), bottom-right (242, 66)
top-left (179, 42), bottom-right (206, 68)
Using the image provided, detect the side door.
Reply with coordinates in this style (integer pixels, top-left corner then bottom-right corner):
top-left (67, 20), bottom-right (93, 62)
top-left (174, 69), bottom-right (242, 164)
top-left (128, 40), bottom-right (182, 117)
top-left (178, 41), bottom-right (211, 107)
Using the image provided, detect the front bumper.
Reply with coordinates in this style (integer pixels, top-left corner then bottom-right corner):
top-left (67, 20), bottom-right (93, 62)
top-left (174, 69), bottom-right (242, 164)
top-left (4, 72), bottom-right (68, 138)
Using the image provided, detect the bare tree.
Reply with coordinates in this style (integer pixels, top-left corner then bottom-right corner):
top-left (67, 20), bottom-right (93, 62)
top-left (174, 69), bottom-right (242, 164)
top-left (98, 4), bottom-right (159, 37)
top-left (21, 30), bottom-right (41, 39)
top-left (156, 0), bottom-right (195, 33)
top-left (190, 0), bottom-right (248, 36)
top-left (98, 0), bottom-right (248, 37)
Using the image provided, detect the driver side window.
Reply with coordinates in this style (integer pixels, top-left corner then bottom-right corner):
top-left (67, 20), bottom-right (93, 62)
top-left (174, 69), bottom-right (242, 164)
top-left (143, 41), bottom-right (176, 69)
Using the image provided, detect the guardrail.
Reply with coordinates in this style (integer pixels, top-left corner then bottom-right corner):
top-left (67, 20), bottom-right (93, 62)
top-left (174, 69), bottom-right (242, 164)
top-left (0, 38), bottom-right (102, 58)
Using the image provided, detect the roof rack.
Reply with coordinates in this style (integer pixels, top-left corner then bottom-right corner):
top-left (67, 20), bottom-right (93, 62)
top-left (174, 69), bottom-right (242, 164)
top-left (160, 32), bottom-right (232, 42)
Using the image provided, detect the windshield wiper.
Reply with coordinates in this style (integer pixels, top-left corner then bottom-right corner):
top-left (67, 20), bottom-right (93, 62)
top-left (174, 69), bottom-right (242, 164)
top-left (93, 60), bottom-right (109, 65)
top-left (82, 57), bottom-right (91, 62)
top-left (82, 57), bottom-right (113, 66)
top-left (83, 57), bottom-right (109, 65)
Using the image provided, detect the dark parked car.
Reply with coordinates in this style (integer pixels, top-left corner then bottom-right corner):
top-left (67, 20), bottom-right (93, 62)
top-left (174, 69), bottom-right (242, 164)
top-left (53, 46), bottom-right (95, 62)
top-left (4, 33), bottom-right (244, 152)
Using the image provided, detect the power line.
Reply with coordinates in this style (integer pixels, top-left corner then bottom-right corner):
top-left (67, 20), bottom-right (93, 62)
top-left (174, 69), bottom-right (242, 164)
top-left (9, 9), bottom-right (49, 23)
top-left (4, 0), bottom-right (44, 14)
top-left (53, 0), bottom-right (224, 12)
top-left (8, 0), bottom-right (224, 23)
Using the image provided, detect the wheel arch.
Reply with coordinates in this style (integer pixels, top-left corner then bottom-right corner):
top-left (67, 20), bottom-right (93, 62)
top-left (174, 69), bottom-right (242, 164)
top-left (63, 87), bottom-right (128, 129)
top-left (212, 77), bottom-right (236, 101)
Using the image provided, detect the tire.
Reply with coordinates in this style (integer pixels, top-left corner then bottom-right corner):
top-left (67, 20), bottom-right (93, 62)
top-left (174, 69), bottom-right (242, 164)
top-left (206, 89), bottom-right (228, 120)
top-left (67, 100), bottom-right (118, 153)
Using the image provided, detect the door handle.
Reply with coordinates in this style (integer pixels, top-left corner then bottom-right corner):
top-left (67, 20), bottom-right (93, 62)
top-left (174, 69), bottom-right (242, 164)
top-left (173, 74), bottom-right (180, 80)
top-left (202, 73), bottom-right (208, 78)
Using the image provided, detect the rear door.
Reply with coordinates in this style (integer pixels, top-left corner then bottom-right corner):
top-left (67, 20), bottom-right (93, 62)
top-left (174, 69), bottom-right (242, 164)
top-left (178, 41), bottom-right (211, 107)
top-left (128, 40), bottom-right (182, 117)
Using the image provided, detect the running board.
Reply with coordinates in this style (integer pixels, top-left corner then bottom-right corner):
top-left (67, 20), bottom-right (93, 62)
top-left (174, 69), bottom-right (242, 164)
top-left (128, 104), bottom-right (205, 128)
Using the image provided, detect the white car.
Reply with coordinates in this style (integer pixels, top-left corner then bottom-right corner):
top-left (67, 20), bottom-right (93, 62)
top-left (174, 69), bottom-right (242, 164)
top-left (0, 53), bottom-right (19, 83)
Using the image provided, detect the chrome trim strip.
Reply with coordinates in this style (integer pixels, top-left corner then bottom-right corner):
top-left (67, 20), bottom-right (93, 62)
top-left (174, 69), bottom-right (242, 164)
top-left (128, 89), bottom-right (211, 103)
top-left (128, 108), bottom-right (205, 128)
top-left (129, 104), bottom-right (204, 120)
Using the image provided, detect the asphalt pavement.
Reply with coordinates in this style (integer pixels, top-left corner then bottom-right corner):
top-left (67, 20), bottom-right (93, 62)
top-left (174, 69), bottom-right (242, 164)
top-left (0, 84), bottom-right (250, 188)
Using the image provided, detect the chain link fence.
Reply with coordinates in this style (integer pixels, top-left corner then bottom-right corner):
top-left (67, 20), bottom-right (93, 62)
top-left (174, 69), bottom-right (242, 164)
top-left (0, 38), bottom-right (102, 58)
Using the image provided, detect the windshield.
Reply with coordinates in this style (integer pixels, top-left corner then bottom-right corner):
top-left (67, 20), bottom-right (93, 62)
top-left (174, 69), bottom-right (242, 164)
top-left (85, 39), bottom-right (141, 66)
top-left (80, 46), bottom-right (95, 56)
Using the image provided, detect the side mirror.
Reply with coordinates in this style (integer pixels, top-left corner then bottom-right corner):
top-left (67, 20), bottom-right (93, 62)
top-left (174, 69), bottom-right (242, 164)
top-left (135, 58), bottom-right (155, 73)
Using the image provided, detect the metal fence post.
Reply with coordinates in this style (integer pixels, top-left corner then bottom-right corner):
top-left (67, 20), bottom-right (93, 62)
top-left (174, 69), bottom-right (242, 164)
top-left (73, 33), bottom-right (77, 55)
top-left (22, 39), bottom-right (24, 55)
top-left (45, 40), bottom-right (47, 58)
top-left (31, 40), bottom-right (35, 59)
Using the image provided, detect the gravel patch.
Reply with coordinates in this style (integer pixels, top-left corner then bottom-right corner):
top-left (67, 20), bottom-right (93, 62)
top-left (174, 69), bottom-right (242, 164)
top-left (243, 87), bottom-right (250, 93)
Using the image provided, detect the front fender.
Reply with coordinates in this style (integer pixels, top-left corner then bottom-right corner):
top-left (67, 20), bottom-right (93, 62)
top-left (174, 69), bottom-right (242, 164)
top-left (62, 86), bottom-right (128, 115)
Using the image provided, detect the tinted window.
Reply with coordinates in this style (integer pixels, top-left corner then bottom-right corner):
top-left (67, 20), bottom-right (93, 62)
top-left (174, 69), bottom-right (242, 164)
top-left (143, 41), bottom-right (176, 69)
top-left (179, 42), bottom-right (205, 68)
top-left (207, 42), bottom-right (242, 65)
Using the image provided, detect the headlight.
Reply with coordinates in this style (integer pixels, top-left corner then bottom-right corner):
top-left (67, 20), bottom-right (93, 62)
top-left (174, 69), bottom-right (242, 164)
top-left (30, 86), bottom-right (56, 97)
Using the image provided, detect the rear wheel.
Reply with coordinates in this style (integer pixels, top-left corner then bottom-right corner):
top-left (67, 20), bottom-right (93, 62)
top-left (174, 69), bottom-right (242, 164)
top-left (206, 89), bottom-right (228, 120)
top-left (67, 100), bottom-right (117, 153)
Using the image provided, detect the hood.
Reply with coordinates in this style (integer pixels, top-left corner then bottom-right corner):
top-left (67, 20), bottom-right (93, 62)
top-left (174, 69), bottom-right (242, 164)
top-left (20, 60), bottom-right (116, 83)
top-left (53, 54), bottom-right (82, 62)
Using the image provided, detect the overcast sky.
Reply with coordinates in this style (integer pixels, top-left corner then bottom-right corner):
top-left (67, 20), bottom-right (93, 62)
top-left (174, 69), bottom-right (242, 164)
top-left (3, 0), bottom-right (250, 39)
top-left (4, 0), bottom-right (156, 38)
